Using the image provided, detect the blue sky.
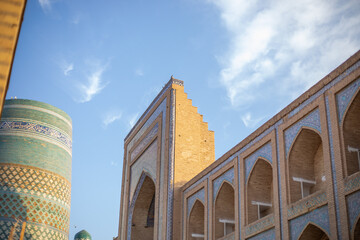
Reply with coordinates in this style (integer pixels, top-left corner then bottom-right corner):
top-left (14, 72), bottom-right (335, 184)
top-left (7, 0), bottom-right (360, 239)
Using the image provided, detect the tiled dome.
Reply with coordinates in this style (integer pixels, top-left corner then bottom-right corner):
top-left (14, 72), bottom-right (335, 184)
top-left (74, 230), bottom-right (92, 240)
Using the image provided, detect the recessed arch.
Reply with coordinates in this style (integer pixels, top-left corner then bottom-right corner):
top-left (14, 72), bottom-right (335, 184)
top-left (297, 222), bottom-right (329, 240)
top-left (288, 128), bottom-right (325, 203)
top-left (188, 199), bottom-right (205, 240)
top-left (353, 214), bottom-right (360, 240)
top-left (131, 174), bottom-right (156, 240)
top-left (342, 89), bottom-right (360, 176)
top-left (247, 158), bottom-right (273, 224)
top-left (214, 181), bottom-right (235, 239)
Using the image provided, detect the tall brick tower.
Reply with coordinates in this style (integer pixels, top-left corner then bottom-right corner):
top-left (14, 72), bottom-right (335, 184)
top-left (0, 99), bottom-right (72, 240)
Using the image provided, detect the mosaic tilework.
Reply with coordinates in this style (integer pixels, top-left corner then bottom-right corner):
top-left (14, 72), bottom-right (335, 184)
top-left (131, 123), bottom-right (159, 160)
top-left (325, 96), bottom-right (342, 239)
top-left (245, 142), bottom-right (272, 181)
top-left (336, 78), bottom-right (360, 123)
top-left (127, 172), bottom-right (147, 240)
top-left (247, 228), bottom-right (275, 240)
top-left (0, 120), bottom-right (72, 154)
top-left (284, 108), bottom-right (321, 156)
top-left (166, 90), bottom-right (176, 240)
top-left (275, 128), bottom-right (284, 239)
top-left (245, 214), bottom-right (274, 237)
top-left (287, 192), bottom-right (327, 219)
top-left (187, 188), bottom-right (205, 217)
top-left (289, 205), bottom-right (330, 240)
top-left (346, 190), bottom-right (360, 234)
top-left (289, 59), bottom-right (360, 117)
top-left (345, 173), bottom-right (360, 194)
top-left (0, 164), bottom-right (71, 207)
top-left (213, 168), bottom-right (234, 201)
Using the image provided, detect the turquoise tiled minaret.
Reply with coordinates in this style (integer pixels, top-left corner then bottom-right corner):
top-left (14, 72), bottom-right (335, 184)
top-left (0, 99), bottom-right (72, 240)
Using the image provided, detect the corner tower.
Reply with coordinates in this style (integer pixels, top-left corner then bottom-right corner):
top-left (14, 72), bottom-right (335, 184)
top-left (0, 99), bottom-right (72, 239)
top-left (117, 78), bottom-right (215, 240)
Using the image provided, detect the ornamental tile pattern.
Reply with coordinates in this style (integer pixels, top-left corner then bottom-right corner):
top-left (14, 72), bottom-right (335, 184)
top-left (289, 205), bottom-right (330, 240)
top-left (247, 228), bottom-right (275, 240)
top-left (213, 168), bottom-right (234, 201)
top-left (0, 120), bottom-right (72, 151)
top-left (187, 188), bottom-right (205, 217)
top-left (131, 122), bottom-right (159, 160)
top-left (284, 108), bottom-right (321, 157)
top-left (336, 78), bottom-right (360, 123)
top-left (0, 164), bottom-right (71, 207)
top-left (287, 192), bottom-right (327, 219)
top-left (345, 173), bottom-right (360, 194)
top-left (245, 142), bottom-right (272, 181)
top-left (245, 214), bottom-right (274, 237)
top-left (346, 190), bottom-right (360, 233)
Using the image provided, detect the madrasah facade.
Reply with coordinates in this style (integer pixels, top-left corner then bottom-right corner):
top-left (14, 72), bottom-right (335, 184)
top-left (115, 50), bottom-right (360, 240)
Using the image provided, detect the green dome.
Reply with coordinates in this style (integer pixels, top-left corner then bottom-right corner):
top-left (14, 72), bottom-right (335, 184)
top-left (74, 230), bottom-right (92, 240)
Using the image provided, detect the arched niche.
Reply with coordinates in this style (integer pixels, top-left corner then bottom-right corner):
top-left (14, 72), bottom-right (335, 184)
top-left (131, 175), bottom-right (156, 240)
top-left (188, 200), bottom-right (205, 240)
top-left (247, 158), bottom-right (273, 224)
top-left (353, 216), bottom-right (360, 240)
top-left (288, 128), bottom-right (325, 203)
top-left (214, 181), bottom-right (235, 239)
top-left (342, 90), bottom-right (360, 176)
top-left (298, 223), bottom-right (329, 240)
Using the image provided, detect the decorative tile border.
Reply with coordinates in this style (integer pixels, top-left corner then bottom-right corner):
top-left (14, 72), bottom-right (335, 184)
top-left (284, 108), bottom-right (321, 156)
top-left (345, 173), bottom-right (360, 194)
top-left (289, 205), bottom-right (330, 240)
top-left (245, 214), bottom-right (274, 237)
top-left (0, 120), bottom-right (72, 153)
top-left (213, 168), bottom-right (234, 201)
top-left (287, 192), bottom-right (327, 219)
top-left (245, 142), bottom-right (272, 181)
top-left (131, 122), bottom-right (159, 160)
top-left (247, 228), bottom-right (275, 240)
top-left (187, 188), bottom-right (205, 217)
top-left (336, 78), bottom-right (360, 123)
top-left (346, 190), bottom-right (360, 234)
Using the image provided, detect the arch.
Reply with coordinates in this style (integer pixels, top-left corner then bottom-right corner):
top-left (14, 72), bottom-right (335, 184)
top-left (342, 90), bottom-right (360, 176)
top-left (247, 158), bottom-right (273, 224)
top-left (188, 200), bottom-right (205, 240)
top-left (297, 223), bottom-right (329, 240)
top-left (131, 175), bottom-right (156, 240)
top-left (288, 128), bottom-right (325, 203)
top-left (214, 181), bottom-right (235, 239)
top-left (353, 215), bottom-right (360, 240)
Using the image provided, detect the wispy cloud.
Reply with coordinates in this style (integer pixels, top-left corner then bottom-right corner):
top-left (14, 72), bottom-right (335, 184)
top-left (128, 112), bottom-right (140, 128)
top-left (208, 0), bottom-right (360, 107)
top-left (78, 62), bottom-right (109, 103)
top-left (63, 63), bottom-right (74, 76)
top-left (135, 68), bottom-right (144, 76)
top-left (38, 0), bottom-right (52, 12)
top-left (110, 161), bottom-right (118, 166)
top-left (241, 112), bottom-right (265, 128)
top-left (103, 110), bottom-right (122, 127)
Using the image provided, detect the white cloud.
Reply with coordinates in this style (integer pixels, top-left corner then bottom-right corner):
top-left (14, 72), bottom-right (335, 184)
top-left (78, 63), bottom-right (108, 103)
top-left (135, 68), bottom-right (144, 76)
top-left (63, 63), bottom-right (74, 76)
top-left (207, 0), bottom-right (360, 107)
top-left (110, 161), bottom-right (118, 166)
top-left (103, 110), bottom-right (122, 127)
top-left (241, 112), bottom-right (264, 128)
top-left (38, 0), bottom-right (52, 11)
top-left (128, 112), bottom-right (140, 128)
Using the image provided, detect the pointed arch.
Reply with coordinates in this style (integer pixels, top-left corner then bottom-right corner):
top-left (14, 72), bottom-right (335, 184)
top-left (188, 200), bottom-right (205, 240)
top-left (288, 128), bottom-right (325, 203)
top-left (214, 181), bottom-right (235, 239)
top-left (247, 158), bottom-right (273, 224)
top-left (130, 173), bottom-right (156, 240)
top-left (342, 89), bottom-right (360, 176)
top-left (353, 215), bottom-right (360, 240)
top-left (297, 222), bottom-right (329, 240)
